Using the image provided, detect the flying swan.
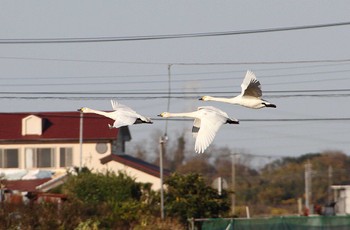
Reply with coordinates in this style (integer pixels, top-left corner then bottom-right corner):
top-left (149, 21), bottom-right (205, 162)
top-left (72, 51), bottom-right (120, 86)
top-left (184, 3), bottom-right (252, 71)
top-left (158, 106), bottom-right (239, 153)
top-left (200, 70), bottom-right (276, 109)
top-left (78, 100), bottom-right (153, 128)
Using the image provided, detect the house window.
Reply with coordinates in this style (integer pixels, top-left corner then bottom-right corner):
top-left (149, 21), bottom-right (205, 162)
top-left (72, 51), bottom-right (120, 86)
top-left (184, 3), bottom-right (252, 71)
top-left (37, 148), bottom-right (54, 167)
top-left (60, 148), bottom-right (73, 167)
top-left (0, 149), bottom-right (19, 168)
top-left (25, 148), bottom-right (55, 168)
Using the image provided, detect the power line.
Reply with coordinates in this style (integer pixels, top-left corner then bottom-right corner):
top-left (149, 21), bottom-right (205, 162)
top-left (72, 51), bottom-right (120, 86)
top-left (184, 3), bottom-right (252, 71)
top-left (1, 112), bottom-right (348, 123)
top-left (2, 56), bottom-right (350, 67)
top-left (0, 88), bottom-right (349, 95)
top-left (1, 60), bottom-right (350, 92)
top-left (152, 118), bottom-right (350, 122)
top-left (0, 77), bottom-right (348, 89)
top-left (0, 91), bottom-right (349, 100)
top-left (0, 56), bottom-right (163, 65)
top-left (0, 94), bottom-right (349, 100)
top-left (1, 67), bottom-right (350, 82)
top-left (1, 21), bottom-right (350, 44)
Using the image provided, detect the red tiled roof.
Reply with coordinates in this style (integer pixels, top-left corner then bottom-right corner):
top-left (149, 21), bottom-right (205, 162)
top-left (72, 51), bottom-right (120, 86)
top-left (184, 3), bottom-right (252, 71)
top-left (3, 178), bottom-right (51, 192)
top-left (0, 112), bottom-right (118, 143)
top-left (100, 154), bottom-right (171, 178)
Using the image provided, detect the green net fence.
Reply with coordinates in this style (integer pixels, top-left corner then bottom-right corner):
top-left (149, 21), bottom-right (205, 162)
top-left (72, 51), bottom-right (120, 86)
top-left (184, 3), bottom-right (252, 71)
top-left (201, 216), bottom-right (350, 230)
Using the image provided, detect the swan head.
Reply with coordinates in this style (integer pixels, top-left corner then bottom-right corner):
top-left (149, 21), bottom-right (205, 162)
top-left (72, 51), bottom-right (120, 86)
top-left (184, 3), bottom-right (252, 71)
top-left (158, 112), bottom-right (171, 118)
top-left (78, 107), bottom-right (90, 113)
top-left (227, 118), bottom-right (240, 124)
top-left (199, 95), bottom-right (212, 101)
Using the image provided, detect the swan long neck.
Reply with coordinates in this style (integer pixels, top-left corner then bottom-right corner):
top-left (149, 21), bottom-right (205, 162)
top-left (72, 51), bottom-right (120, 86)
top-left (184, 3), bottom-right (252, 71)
top-left (205, 96), bottom-right (238, 104)
top-left (83, 108), bottom-right (114, 119)
top-left (167, 111), bottom-right (198, 119)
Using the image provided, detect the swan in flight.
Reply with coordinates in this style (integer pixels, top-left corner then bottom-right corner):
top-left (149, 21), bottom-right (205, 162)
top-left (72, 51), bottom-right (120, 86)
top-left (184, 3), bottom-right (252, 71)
top-left (200, 70), bottom-right (276, 109)
top-left (78, 100), bottom-right (153, 128)
top-left (158, 106), bottom-right (239, 153)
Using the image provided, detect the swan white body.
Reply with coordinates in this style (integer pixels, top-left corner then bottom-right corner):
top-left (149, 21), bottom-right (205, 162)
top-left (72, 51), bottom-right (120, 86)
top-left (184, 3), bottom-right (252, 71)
top-left (158, 106), bottom-right (239, 153)
top-left (200, 70), bottom-right (276, 109)
top-left (78, 100), bottom-right (152, 128)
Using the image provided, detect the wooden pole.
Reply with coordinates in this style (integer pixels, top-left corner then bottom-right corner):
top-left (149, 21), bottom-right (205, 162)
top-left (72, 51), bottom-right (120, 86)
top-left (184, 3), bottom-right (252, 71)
top-left (231, 153), bottom-right (236, 216)
top-left (79, 112), bottom-right (83, 172)
top-left (159, 136), bottom-right (165, 219)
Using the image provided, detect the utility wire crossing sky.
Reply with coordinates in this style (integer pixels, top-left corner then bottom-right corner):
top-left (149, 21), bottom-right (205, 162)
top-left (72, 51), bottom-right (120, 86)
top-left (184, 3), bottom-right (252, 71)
top-left (1, 21), bottom-right (350, 43)
top-left (0, 1), bottom-right (349, 158)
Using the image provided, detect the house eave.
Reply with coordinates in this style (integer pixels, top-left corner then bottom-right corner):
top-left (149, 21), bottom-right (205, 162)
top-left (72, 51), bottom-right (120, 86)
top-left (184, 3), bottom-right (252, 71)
top-left (0, 138), bottom-right (116, 145)
top-left (100, 154), bottom-right (171, 178)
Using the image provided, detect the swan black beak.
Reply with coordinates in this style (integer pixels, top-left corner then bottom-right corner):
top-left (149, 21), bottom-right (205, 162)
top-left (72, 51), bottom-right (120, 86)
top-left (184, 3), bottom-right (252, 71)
top-left (227, 119), bottom-right (239, 124)
top-left (199, 97), bottom-right (203, 101)
top-left (77, 108), bottom-right (82, 112)
top-left (157, 114), bottom-right (162, 117)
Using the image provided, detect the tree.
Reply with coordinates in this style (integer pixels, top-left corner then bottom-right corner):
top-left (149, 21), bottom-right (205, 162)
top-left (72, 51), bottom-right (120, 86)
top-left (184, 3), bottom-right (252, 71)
top-left (176, 154), bottom-right (217, 185)
top-left (63, 170), bottom-right (158, 229)
top-left (170, 134), bottom-right (186, 170)
top-left (164, 173), bottom-right (230, 225)
top-left (249, 150), bottom-right (350, 215)
top-left (132, 142), bottom-right (148, 160)
top-left (64, 170), bottom-right (142, 205)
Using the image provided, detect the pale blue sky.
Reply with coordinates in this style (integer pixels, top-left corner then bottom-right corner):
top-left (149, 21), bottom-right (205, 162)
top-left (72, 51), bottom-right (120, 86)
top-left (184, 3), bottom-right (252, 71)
top-left (0, 1), bottom-right (349, 159)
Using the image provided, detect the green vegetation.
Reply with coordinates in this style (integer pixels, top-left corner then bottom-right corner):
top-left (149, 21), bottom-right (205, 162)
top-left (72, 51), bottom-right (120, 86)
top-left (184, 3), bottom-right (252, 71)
top-left (0, 170), bottom-right (229, 229)
top-left (165, 173), bottom-right (230, 224)
top-left (1, 131), bottom-right (350, 228)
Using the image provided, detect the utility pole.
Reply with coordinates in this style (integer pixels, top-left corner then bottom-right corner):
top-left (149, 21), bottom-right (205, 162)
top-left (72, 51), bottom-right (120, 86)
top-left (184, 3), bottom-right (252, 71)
top-left (159, 64), bottom-right (170, 220)
top-left (159, 135), bottom-right (167, 220)
top-left (231, 153), bottom-right (237, 216)
top-left (79, 112), bottom-right (83, 172)
top-left (304, 161), bottom-right (312, 214)
top-left (328, 165), bottom-right (333, 203)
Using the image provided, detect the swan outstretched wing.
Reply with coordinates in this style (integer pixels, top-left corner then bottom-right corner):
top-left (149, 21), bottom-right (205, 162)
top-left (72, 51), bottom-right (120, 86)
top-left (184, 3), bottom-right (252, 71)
top-left (194, 107), bottom-right (227, 153)
top-left (110, 100), bottom-right (145, 128)
top-left (111, 100), bottom-right (136, 112)
top-left (241, 70), bottom-right (262, 98)
top-left (111, 100), bottom-right (152, 128)
top-left (192, 118), bottom-right (201, 139)
top-left (198, 106), bottom-right (230, 118)
top-left (112, 111), bottom-right (139, 128)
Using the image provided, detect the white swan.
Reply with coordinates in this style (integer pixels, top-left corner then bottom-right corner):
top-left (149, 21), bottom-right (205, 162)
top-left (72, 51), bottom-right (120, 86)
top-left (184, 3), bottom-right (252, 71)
top-left (78, 100), bottom-right (153, 128)
top-left (200, 70), bottom-right (276, 109)
top-left (158, 106), bottom-right (239, 153)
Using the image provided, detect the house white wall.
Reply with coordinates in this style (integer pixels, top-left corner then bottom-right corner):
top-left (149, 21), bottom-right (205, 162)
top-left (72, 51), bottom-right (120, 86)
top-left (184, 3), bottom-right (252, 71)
top-left (0, 113), bottom-right (162, 193)
top-left (1, 143), bottom-right (164, 192)
top-left (0, 142), bottom-right (112, 173)
top-left (104, 161), bottom-right (162, 191)
top-left (332, 185), bottom-right (350, 215)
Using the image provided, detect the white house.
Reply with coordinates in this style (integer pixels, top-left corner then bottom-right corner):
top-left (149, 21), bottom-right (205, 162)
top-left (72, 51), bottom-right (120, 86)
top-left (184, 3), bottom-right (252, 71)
top-left (100, 154), bottom-right (170, 190)
top-left (0, 111), bottom-right (167, 198)
top-left (0, 112), bottom-right (125, 172)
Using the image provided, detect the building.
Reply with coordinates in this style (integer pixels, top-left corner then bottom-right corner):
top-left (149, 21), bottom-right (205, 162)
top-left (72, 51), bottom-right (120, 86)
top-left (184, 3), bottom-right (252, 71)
top-left (331, 185), bottom-right (350, 215)
top-left (0, 111), bottom-right (166, 199)
top-left (0, 111), bottom-right (127, 172)
top-left (101, 154), bottom-right (170, 190)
